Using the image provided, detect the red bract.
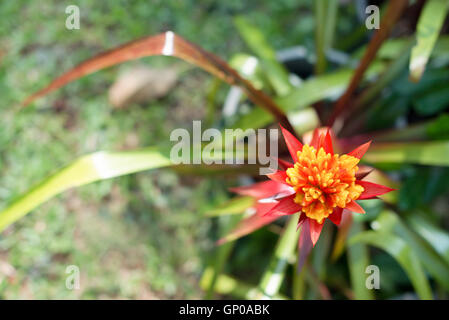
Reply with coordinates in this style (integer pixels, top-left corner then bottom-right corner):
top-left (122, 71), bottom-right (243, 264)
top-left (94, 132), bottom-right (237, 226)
top-left (220, 125), bottom-right (394, 259)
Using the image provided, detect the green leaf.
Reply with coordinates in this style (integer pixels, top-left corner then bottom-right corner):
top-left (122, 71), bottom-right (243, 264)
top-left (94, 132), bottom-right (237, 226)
top-left (412, 85), bottom-right (449, 116)
top-left (314, 0), bottom-right (338, 74)
top-left (0, 146), bottom-right (243, 232)
top-left (204, 214), bottom-right (242, 299)
top-left (364, 141), bottom-right (449, 166)
top-left (354, 35), bottom-right (449, 60)
top-left (205, 196), bottom-right (254, 217)
top-left (406, 213), bottom-right (449, 267)
top-left (229, 53), bottom-right (265, 90)
top-left (0, 147), bottom-right (172, 232)
top-left (347, 220), bottom-right (374, 300)
top-left (234, 16), bottom-right (292, 96)
top-left (259, 216), bottom-right (299, 298)
top-left (375, 210), bottom-right (449, 291)
top-left (349, 231), bottom-right (433, 300)
top-left (233, 62), bottom-right (385, 131)
top-left (426, 114), bottom-right (449, 140)
top-left (399, 167), bottom-right (449, 211)
top-left (410, 0), bottom-right (449, 82)
top-left (200, 267), bottom-right (287, 300)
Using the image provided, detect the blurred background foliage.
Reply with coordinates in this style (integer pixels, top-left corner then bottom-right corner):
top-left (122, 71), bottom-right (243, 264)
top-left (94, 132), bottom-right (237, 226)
top-left (0, 0), bottom-right (449, 299)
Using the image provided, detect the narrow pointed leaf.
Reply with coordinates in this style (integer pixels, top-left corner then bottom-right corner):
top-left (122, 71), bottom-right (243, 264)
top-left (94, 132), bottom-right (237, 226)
top-left (314, 0), bottom-right (338, 74)
top-left (0, 147), bottom-right (172, 232)
top-left (363, 141), bottom-right (449, 166)
top-left (234, 16), bottom-right (292, 96)
top-left (201, 267), bottom-right (287, 299)
top-left (328, 0), bottom-right (409, 126)
top-left (377, 210), bottom-right (449, 291)
top-left (406, 213), bottom-right (449, 267)
top-left (205, 196), bottom-right (254, 217)
top-left (346, 220), bottom-right (374, 299)
top-left (410, 0), bottom-right (449, 82)
top-left (259, 217), bottom-right (299, 298)
top-left (23, 31), bottom-right (293, 131)
top-left (232, 63), bottom-right (386, 132)
top-left (349, 231), bottom-right (433, 300)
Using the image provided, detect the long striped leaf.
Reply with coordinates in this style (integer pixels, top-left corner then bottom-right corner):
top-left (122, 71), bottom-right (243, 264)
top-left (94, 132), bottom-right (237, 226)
top-left (363, 141), bottom-right (449, 166)
top-left (349, 231), bottom-right (433, 300)
top-left (0, 147), bottom-right (242, 232)
top-left (346, 219), bottom-right (374, 300)
top-left (259, 216), bottom-right (299, 298)
top-left (376, 210), bottom-right (449, 291)
top-left (410, 0), bottom-right (449, 82)
top-left (234, 16), bottom-right (292, 96)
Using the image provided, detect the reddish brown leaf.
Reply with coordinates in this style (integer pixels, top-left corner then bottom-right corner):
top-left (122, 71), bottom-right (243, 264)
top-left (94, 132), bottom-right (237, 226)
top-left (23, 31), bottom-right (295, 133)
top-left (327, 0), bottom-right (409, 126)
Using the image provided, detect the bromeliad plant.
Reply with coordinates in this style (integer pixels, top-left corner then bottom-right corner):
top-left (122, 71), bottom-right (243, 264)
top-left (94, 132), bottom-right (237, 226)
top-left (2, 0), bottom-right (449, 299)
top-left (225, 125), bottom-right (393, 267)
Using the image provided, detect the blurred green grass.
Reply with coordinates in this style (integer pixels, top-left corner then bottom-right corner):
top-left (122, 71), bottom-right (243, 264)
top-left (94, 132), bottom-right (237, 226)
top-left (0, 0), bottom-right (319, 299)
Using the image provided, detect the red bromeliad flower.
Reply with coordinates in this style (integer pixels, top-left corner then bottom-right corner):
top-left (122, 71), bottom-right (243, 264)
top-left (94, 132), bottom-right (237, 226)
top-left (220, 125), bottom-right (394, 262)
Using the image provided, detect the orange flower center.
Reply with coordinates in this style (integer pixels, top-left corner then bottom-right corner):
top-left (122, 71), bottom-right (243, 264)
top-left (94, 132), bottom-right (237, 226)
top-left (285, 145), bottom-right (364, 224)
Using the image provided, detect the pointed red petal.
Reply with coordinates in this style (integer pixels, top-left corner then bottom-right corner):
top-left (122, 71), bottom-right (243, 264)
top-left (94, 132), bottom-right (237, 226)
top-left (357, 180), bottom-right (395, 200)
top-left (355, 167), bottom-right (374, 180)
top-left (345, 200), bottom-right (365, 213)
top-left (296, 213), bottom-right (307, 230)
top-left (266, 170), bottom-right (289, 185)
top-left (298, 218), bottom-right (313, 272)
top-left (328, 207), bottom-right (343, 226)
top-left (217, 202), bottom-right (279, 244)
top-left (264, 194), bottom-right (301, 217)
top-left (348, 141), bottom-right (372, 159)
top-left (277, 157), bottom-right (294, 170)
top-left (309, 219), bottom-right (325, 246)
top-left (230, 180), bottom-right (291, 199)
top-left (310, 128), bottom-right (321, 149)
top-left (318, 128), bottom-right (334, 154)
top-left (280, 124), bottom-right (303, 163)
